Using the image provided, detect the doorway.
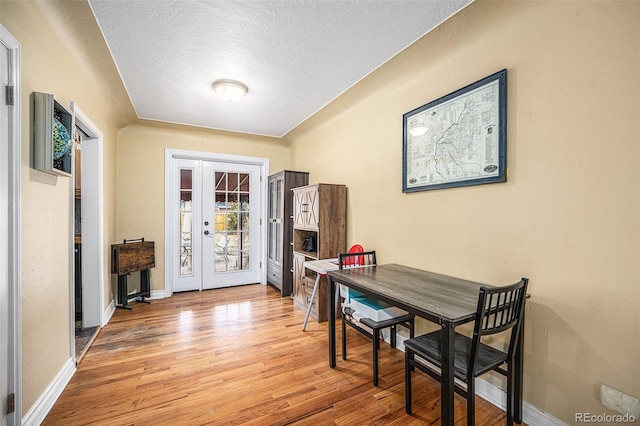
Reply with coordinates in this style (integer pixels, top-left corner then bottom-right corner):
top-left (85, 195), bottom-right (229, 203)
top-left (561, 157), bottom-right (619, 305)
top-left (165, 150), bottom-right (268, 294)
top-left (1, 23), bottom-right (21, 426)
top-left (70, 103), bottom-right (105, 363)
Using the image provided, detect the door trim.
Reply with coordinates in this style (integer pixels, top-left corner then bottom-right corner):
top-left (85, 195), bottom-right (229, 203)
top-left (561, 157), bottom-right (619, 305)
top-left (70, 103), bottom-right (105, 332)
top-left (1, 23), bottom-right (22, 425)
top-left (164, 149), bottom-right (269, 296)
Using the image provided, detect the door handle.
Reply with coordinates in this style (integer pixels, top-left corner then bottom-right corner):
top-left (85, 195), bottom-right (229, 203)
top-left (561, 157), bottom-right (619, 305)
top-left (204, 230), bottom-right (213, 237)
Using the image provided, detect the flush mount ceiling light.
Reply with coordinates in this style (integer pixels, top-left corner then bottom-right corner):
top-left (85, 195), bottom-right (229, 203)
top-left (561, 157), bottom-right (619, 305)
top-left (212, 79), bottom-right (248, 102)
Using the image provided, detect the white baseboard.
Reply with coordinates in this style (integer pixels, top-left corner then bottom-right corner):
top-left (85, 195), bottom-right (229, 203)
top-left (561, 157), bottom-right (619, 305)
top-left (394, 333), bottom-right (567, 426)
top-left (21, 357), bottom-right (75, 426)
top-left (149, 290), bottom-right (165, 300)
top-left (102, 299), bottom-right (116, 326)
top-left (474, 378), bottom-right (568, 426)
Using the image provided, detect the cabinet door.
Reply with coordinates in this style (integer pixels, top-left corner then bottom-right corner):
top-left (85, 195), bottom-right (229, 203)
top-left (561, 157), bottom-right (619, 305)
top-left (293, 186), bottom-right (319, 231)
top-left (267, 175), bottom-right (283, 265)
top-left (304, 186), bottom-right (319, 229)
top-left (292, 252), bottom-right (306, 305)
top-left (292, 188), bottom-right (306, 228)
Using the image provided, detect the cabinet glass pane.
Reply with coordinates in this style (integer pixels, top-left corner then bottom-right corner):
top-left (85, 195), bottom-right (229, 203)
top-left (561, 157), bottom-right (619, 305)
top-left (275, 179), bottom-right (282, 218)
top-left (179, 169), bottom-right (193, 276)
top-left (268, 220), bottom-right (275, 262)
top-left (275, 222), bottom-right (282, 262)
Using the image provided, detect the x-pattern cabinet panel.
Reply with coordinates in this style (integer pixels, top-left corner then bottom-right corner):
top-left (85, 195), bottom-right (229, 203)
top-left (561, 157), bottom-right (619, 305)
top-left (291, 184), bottom-right (346, 322)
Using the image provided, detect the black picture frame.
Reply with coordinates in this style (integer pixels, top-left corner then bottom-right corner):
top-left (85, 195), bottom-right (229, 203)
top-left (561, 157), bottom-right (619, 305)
top-left (402, 69), bottom-right (507, 193)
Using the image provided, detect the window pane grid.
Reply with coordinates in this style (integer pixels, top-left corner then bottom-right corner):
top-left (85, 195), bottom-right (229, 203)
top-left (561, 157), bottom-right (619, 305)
top-left (214, 172), bottom-right (250, 272)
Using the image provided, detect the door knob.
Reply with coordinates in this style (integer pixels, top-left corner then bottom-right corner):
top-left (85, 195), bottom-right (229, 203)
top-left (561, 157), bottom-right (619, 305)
top-left (204, 230), bottom-right (210, 235)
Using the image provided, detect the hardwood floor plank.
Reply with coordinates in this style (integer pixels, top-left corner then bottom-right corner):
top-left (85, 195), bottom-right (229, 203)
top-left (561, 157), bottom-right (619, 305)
top-left (43, 284), bottom-right (513, 425)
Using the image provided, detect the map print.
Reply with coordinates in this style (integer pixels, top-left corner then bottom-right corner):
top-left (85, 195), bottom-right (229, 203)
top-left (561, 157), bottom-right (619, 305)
top-left (405, 79), bottom-right (501, 190)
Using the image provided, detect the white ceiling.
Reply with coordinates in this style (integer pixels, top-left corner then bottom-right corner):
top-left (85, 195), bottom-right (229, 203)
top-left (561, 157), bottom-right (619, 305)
top-left (89, 0), bottom-right (472, 138)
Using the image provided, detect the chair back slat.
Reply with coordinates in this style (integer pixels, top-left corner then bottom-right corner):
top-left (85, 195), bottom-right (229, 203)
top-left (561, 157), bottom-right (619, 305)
top-left (468, 278), bottom-right (529, 377)
top-left (480, 284), bottom-right (524, 335)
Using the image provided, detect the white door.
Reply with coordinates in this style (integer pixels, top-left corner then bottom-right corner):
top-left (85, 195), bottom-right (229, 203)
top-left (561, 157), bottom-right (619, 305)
top-left (202, 162), bottom-right (261, 289)
top-left (171, 158), bottom-right (262, 291)
top-left (1, 35), bottom-right (10, 426)
top-left (173, 159), bottom-right (202, 292)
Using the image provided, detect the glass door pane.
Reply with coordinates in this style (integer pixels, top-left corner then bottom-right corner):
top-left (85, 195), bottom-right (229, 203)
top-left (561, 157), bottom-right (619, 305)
top-left (214, 171), bottom-right (251, 272)
top-left (179, 169), bottom-right (193, 276)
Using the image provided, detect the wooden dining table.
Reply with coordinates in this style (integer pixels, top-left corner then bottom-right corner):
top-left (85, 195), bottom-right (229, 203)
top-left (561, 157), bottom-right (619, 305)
top-left (327, 263), bottom-right (526, 426)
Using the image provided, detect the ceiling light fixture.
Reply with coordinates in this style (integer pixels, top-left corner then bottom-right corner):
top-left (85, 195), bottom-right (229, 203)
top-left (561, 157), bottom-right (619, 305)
top-left (212, 79), bottom-right (248, 102)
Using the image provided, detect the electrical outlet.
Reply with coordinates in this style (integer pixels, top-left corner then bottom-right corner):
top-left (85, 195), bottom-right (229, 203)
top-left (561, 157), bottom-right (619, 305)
top-left (600, 384), bottom-right (640, 417)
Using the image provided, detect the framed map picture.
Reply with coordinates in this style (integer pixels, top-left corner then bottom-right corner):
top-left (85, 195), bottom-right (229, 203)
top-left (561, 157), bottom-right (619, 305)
top-left (402, 69), bottom-right (507, 193)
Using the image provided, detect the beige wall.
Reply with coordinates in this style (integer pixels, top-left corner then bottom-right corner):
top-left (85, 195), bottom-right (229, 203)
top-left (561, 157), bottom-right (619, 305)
top-left (1, 0), bottom-right (136, 414)
top-left (286, 0), bottom-right (639, 423)
top-left (115, 123), bottom-right (289, 293)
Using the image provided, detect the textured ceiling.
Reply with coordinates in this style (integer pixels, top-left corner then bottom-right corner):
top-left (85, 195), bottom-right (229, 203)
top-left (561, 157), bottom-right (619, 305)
top-left (89, 0), bottom-right (472, 138)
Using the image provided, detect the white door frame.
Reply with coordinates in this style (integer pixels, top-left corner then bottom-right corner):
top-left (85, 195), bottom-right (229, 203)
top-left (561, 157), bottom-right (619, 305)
top-left (70, 103), bottom-right (105, 332)
top-left (164, 148), bottom-right (268, 296)
top-left (1, 23), bottom-right (22, 426)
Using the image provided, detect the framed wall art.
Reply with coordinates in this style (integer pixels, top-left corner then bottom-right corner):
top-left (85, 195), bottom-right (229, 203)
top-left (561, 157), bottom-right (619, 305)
top-left (32, 91), bottom-right (74, 177)
top-left (402, 69), bottom-right (507, 193)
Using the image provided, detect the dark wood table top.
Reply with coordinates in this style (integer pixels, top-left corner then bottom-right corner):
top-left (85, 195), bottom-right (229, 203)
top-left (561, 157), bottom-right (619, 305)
top-left (328, 263), bottom-right (488, 325)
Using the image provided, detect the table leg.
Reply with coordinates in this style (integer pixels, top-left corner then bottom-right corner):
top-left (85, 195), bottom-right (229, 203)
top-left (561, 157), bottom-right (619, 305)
top-left (328, 276), bottom-right (336, 368)
top-left (302, 274), bottom-right (322, 331)
top-left (441, 321), bottom-right (455, 426)
top-left (117, 275), bottom-right (132, 310)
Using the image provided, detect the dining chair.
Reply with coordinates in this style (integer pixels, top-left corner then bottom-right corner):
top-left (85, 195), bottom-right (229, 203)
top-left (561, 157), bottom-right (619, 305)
top-left (404, 278), bottom-right (529, 426)
top-left (339, 250), bottom-right (415, 386)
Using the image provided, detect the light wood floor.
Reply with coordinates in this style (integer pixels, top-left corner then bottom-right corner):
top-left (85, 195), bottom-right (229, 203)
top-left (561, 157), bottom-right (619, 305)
top-left (44, 284), bottom-right (509, 425)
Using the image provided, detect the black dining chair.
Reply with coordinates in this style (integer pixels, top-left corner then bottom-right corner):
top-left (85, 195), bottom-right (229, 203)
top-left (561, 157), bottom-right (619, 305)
top-left (339, 250), bottom-right (415, 386)
top-left (404, 278), bottom-right (529, 426)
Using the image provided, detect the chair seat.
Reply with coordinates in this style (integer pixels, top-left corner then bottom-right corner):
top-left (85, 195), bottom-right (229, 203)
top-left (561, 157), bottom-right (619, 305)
top-left (343, 307), bottom-right (414, 330)
top-left (404, 330), bottom-right (509, 381)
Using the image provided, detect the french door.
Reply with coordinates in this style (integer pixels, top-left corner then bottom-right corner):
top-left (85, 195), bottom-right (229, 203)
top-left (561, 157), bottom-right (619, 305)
top-left (172, 157), bottom-right (263, 292)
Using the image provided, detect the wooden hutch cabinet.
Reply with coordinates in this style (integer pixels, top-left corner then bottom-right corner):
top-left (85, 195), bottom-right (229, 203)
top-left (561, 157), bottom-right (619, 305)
top-left (266, 170), bottom-right (309, 296)
top-left (291, 183), bottom-right (346, 322)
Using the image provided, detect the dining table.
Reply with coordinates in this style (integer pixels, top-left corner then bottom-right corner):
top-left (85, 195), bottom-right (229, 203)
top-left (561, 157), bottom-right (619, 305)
top-left (327, 263), bottom-right (526, 426)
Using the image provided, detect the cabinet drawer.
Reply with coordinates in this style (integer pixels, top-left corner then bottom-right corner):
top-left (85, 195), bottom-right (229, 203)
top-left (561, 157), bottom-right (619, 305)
top-left (267, 262), bottom-right (282, 290)
top-left (303, 276), bottom-right (315, 293)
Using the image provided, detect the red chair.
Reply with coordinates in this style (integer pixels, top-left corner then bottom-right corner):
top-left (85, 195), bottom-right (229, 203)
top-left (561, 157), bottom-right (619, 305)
top-left (337, 244), bottom-right (364, 302)
top-left (345, 243), bottom-right (364, 265)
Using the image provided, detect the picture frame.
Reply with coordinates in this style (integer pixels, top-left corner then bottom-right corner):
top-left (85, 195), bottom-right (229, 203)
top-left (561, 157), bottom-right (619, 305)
top-left (32, 92), bottom-right (74, 177)
top-left (402, 69), bottom-right (507, 193)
